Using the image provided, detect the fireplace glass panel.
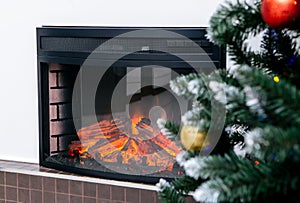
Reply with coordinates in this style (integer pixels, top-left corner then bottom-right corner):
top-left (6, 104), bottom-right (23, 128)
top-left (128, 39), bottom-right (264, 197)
top-left (46, 62), bottom-right (193, 180)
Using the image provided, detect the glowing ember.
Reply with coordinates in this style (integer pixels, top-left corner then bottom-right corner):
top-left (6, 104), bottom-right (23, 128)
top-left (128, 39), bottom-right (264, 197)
top-left (67, 140), bottom-right (89, 158)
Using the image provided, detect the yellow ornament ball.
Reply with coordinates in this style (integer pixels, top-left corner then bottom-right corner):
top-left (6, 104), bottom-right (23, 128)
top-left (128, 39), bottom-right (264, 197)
top-left (180, 125), bottom-right (207, 151)
top-left (273, 76), bottom-right (280, 83)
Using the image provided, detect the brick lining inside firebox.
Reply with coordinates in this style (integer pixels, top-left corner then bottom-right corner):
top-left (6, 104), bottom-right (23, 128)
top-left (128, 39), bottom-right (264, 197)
top-left (48, 63), bottom-right (79, 155)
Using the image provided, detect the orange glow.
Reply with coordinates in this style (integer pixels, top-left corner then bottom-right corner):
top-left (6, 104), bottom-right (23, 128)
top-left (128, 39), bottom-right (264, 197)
top-left (68, 141), bottom-right (89, 158)
top-left (254, 160), bottom-right (260, 165)
top-left (131, 115), bottom-right (143, 135)
top-left (76, 115), bottom-right (183, 172)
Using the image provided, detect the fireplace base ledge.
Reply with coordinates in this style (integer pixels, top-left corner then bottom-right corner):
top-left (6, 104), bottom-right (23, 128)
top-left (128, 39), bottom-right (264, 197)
top-left (0, 159), bottom-right (196, 203)
top-left (0, 160), bottom-right (157, 191)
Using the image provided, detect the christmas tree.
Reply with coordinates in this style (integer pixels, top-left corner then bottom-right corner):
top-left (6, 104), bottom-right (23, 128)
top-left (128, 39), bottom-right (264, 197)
top-left (156, 0), bottom-right (300, 202)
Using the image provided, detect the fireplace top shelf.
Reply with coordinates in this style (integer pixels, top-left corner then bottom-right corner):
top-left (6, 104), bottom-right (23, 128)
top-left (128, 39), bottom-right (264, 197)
top-left (37, 26), bottom-right (208, 39)
top-left (37, 26), bottom-right (226, 68)
top-left (39, 26), bottom-right (208, 32)
top-left (40, 25), bottom-right (208, 29)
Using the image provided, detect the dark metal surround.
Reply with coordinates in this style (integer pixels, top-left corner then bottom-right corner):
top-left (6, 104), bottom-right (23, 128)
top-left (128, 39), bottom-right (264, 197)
top-left (37, 26), bottom-right (226, 184)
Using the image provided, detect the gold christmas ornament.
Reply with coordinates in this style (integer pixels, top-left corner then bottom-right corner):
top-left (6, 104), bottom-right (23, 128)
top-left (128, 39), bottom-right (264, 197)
top-left (273, 76), bottom-right (280, 83)
top-left (180, 125), bottom-right (207, 151)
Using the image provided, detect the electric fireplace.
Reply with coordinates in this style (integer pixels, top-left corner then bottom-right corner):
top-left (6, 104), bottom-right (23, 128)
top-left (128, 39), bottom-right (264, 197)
top-left (37, 27), bottom-right (226, 184)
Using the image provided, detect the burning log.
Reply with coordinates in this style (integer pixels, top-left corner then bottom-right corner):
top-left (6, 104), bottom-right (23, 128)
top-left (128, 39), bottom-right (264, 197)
top-left (76, 116), bottom-right (182, 171)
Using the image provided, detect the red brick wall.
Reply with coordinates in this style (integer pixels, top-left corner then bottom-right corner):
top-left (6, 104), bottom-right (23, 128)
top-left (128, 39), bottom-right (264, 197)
top-left (0, 170), bottom-right (160, 203)
top-left (48, 63), bottom-right (79, 154)
top-left (0, 170), bottom-right (196, 203)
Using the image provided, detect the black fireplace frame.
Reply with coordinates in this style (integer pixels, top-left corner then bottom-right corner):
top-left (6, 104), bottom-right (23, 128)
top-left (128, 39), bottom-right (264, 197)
top-left (37, 26), bottom-right (226, 184)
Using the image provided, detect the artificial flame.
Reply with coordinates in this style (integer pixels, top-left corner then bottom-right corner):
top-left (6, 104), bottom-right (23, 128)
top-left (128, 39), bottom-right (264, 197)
top-left (131, 115), bottom-right (143, 135)
top-left (72, 115), bottom-right (182, 172)
top-left (68, 140), bottom-right (89, 158)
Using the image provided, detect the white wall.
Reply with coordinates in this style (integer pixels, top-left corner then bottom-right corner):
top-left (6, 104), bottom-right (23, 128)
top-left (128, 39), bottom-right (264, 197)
top-left (0, 0), bottom-right (224, 163)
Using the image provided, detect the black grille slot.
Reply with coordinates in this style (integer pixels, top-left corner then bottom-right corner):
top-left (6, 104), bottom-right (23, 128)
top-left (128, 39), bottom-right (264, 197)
top-left (41, 37), bottom-right (107, 52)
top-left (40, 37), bottom-right (210, 54)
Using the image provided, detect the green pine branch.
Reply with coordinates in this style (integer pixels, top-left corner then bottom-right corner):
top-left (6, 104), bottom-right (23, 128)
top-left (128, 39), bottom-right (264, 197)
top-left (249, 126), bottom-right (300, 163)
top-left (191, 153), bottom-right (299, 202)
top-left (163, 121), bottom-right (181, 141)
top-left (207, 0), bottom-right (266, 65)
top-left (158, 176), bottom-right (201, 203)
top-left (218, 162), bottom-right (299, 202)
top-left (172, 176), bottom-right (203, 194)
top-left (235, 66), bottom-right (300, 127)
top-left (260, 29), bottom-right (300, 86)
top-left (208, 0), bottom-right (265, 45)
top-left (158, 186), bottom-right (186, 203)
top-left (195, 153), bottom-right (248, 179)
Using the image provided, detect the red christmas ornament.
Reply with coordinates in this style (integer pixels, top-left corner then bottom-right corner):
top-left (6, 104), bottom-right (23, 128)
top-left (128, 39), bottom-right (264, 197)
top-left (261, 0), bottom-right (300, 29)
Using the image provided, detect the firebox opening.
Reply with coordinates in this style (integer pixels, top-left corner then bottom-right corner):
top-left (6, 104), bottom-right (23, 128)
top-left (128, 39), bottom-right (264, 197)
top-left (47, 63), bottom-right (186, 179)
